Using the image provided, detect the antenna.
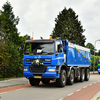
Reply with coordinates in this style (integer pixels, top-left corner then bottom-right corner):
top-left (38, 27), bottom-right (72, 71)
top-left (32, 31), bottom-right (34, 37)
top-left (31, 31), bottom-right (34, 40)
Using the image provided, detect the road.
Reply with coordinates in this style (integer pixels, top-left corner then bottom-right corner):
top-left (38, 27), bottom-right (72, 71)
top-left (0, 74), bottom-right (100, 100)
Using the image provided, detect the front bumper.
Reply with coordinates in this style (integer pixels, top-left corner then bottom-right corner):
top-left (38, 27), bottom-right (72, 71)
top-left (23, 66), bottom-right (60, 79)
top-left (23, 71), bottom-right (60, 78)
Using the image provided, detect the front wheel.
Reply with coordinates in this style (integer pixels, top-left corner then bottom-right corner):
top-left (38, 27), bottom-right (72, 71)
top-left (56, 69), bottom-right (67, 87)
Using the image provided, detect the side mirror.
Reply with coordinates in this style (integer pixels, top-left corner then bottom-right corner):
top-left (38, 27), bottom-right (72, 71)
top-left (57, 44), bottom-right (62, 53)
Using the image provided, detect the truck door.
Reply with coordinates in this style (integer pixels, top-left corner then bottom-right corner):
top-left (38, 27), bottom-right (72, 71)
top-left (62, 40), bottom-right (68, 63)
top-left (55, 40), bottom-right (64, 65)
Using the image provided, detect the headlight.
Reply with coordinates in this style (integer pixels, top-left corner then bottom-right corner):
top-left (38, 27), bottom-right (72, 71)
top-left (24, 68), bottom-right (28, 71)
top-left (45, 59), bottom-right (51, 62)
top-left (26, 59), bottom-right (31, 61)
top-left (48, 69), bottom-right (55, 71)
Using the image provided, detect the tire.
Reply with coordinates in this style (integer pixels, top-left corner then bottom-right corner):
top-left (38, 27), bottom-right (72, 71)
top-left (42, 79), bottom-right (50, 84)
top-left (80, 69), bottom-right (85, 82)
top-left (85, 68), bottom-right (90, 81)
top-left (68, 69), bottom-right (74, 85)
top-left (77, 69), bottom-right (81, 82)
top-left (29, 78), bottom-right (40, 86)
top-left (56, 69), bottom-right (67, 87)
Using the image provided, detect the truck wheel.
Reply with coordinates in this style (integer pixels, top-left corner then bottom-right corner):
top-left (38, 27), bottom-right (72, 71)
top-left (42, 79), bottom-right (50, 84)
top-left (29, 78), bottom-right (40, 86)
top-left (85, 69), bottom-right (90, 81)
top-left (77, 69), bottom-right (80, 82)
top-left (56, 69), bottom-right (67, 87)
top-left (68, 69), bottom-right (74, 85)
top-left (80, 69), bottom-right (85, 82)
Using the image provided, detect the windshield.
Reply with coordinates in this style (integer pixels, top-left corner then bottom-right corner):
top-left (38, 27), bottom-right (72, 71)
top-left (24, 43), bottom-right (54, 55)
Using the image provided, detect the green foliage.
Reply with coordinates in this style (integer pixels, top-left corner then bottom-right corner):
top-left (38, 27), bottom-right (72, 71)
top-left (0, 39), bottom-right (10, 67)
top-left (0, 1), bottom-right (20, 45)
top-left (91, 55), bottom-right (100, 71)
top-left (86, 43), bottom-right (96, 54)
top-left (0, 1), bottom-right (26, 78)
top-left (6, 41), bottom-right (23, 77)
top-left (52, 7), bottom-right (86, 46)
top-left (96, 96), bottom-right (100, 100)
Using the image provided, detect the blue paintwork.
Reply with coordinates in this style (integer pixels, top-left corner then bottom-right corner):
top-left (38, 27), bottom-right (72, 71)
top-left (67, 47), bottom-right (91, 66)
top-left (23, 53), bottom-right (63, 78)
top-left (97, 65), bottom-right (100, 74)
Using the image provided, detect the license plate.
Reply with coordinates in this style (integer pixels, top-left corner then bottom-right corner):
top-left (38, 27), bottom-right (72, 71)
top-left (34, 76), bottom-right (42, 79)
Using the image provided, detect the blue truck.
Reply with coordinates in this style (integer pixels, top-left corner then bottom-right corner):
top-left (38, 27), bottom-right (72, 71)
top-left (23, 38), bottom-right (91, 87)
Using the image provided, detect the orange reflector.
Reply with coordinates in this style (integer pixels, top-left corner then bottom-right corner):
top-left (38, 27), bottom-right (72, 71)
top-left (50, 36), bottom-right (52, 39)
top-left (31, 37), bottom-right (33, 40)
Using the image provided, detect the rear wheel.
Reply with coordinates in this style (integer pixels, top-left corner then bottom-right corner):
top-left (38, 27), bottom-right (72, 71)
top-left (68, 69), bottom-right (74, 85)
top-left (85, 68), bottom-right (90, 81)
top-left (76, 69), bottom-right (81, 82)
top-left (56, 69), bottom-right (67, 87)
top-left (29, 78), bottom-right (40, 86)
top-left (80, 69), bottom-right (85, 82)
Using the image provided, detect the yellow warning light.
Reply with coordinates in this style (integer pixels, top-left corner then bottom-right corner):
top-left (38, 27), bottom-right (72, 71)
top-left (31, 37), bottom-right (33, 40)
top-left (50, 36), bottom-right (52, 39)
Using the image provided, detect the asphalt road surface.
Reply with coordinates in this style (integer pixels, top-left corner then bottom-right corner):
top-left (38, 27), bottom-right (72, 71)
top-left (0, 74), bottom-right (100, 100)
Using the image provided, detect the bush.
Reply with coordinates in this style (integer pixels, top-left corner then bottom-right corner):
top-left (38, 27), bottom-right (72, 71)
top-left (90, 55), bottom-right (100, 71)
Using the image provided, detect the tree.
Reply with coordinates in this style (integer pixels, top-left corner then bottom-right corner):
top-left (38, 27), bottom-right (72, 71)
top-left (0, 1), bottom-right (31, 78)
top-left (0, 1), bottom-right (20, 45)
top-left (52, 7), bottom-right (86, 46)
top-left (0, 1), bottom-right (23, 78)
top-left (0, 39), bottom-right (10, 67)
top-left (24, 34), bottom-right (30, 40)
top-left (86, 43), bottom-right (96, 54)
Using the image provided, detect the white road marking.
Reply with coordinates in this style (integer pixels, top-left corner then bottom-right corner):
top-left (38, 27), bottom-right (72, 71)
top-left (83, 86), bottom-right (87, 88)
top-left (68, 93), bottom-right (73, 96)
top-left (77, 89), bottom-right (81, 92)
top-left (59, 98), bottom-right (63, 100)
top-left (93, 82), bottom-right (96, 84)
top-left (89, 84), bottom-right (92, 86)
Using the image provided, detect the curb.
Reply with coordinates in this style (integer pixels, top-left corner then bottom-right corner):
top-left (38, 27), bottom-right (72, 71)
top-left (91, 91), bottom-right (100, 100)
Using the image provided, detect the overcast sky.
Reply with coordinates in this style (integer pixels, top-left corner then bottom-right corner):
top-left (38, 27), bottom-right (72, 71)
top-left (0, 0), bottom-right (100, 51)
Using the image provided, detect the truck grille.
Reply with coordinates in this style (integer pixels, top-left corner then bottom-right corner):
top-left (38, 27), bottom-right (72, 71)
top-left (29, 66), bottom-right (47, 73)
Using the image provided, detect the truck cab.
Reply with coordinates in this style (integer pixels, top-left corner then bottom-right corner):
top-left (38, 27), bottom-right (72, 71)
top-left (23, 38), bottom-right (66, 86)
